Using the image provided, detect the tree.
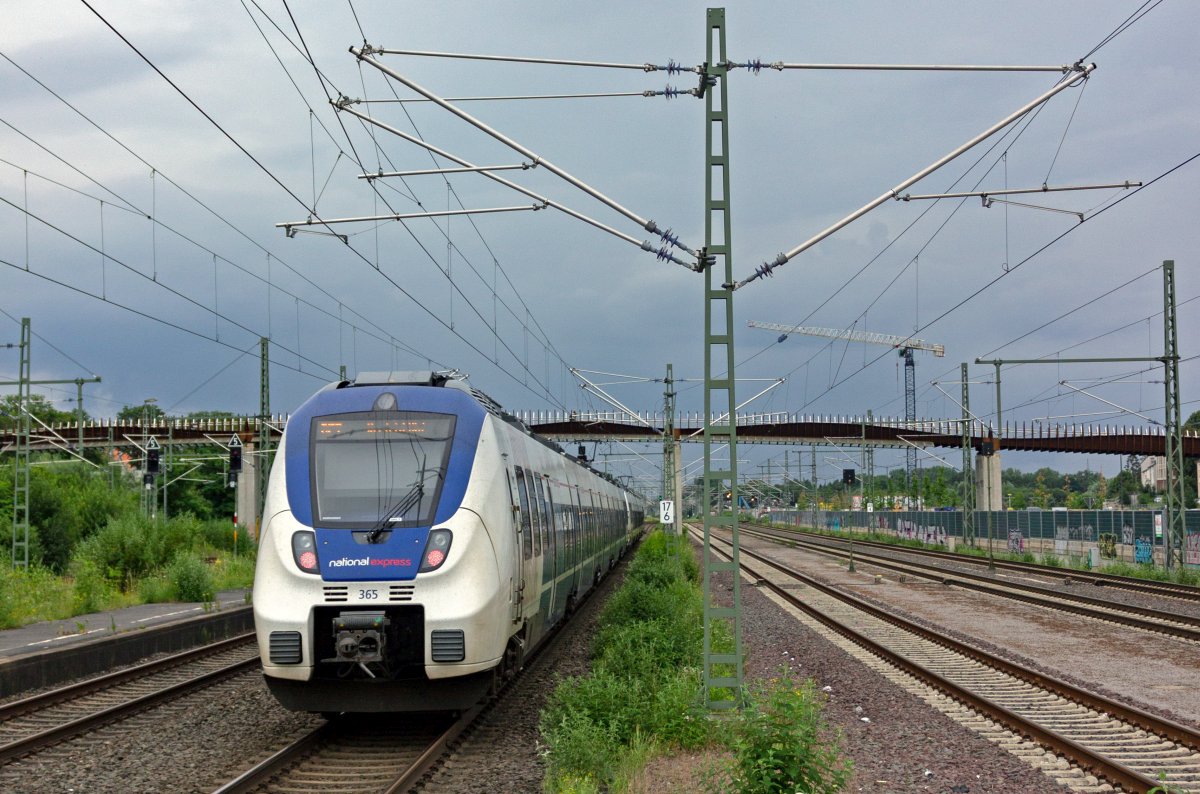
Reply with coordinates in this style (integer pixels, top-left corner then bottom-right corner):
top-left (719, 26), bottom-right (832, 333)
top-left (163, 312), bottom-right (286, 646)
top-left (186, 410), bottom-right (235, 420)
top-left (1107, 469), bottom-right (1141, 506)
top-left (0, 394), bottom-right (79, 429)
top-left (117, 403), bottom-right (166, 423)
top-left (1033, 470), bottom-right (1051, 509)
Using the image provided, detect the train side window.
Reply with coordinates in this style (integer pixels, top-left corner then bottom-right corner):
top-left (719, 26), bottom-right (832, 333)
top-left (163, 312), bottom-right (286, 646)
top-left (522, 469), bottom-right (541, 557)
top-left (515, 466), bottom-right (533, 561)
top-left (540, 477), bottom-right (556, 562)
top-left (535, 475), bottom-right (551, 555)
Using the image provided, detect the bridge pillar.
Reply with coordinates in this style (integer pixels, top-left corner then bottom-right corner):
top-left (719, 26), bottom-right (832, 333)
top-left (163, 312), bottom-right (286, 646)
top-left (975, 452), bottom-right (1003, 511)
top-left (237, 443), bottom-right (260, 541)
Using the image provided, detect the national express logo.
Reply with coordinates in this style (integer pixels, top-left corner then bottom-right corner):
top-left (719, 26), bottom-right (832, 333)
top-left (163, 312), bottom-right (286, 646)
top-left (327, 557), bottom-right (413, 568)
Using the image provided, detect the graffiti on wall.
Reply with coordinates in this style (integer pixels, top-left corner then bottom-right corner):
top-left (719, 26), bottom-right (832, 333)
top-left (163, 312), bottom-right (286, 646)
top-left (1121, 525), bottom-right (1134, 546)
top-left (1186, 532), bottom-right (1200, 566)
top-left (1135, 538), bottom-right (1153, 564)
top-left (1008, 529), bottom-right (1025, 553)
top-left (1098, 533), bottom-right (1117, 559)
top-left (896, 520), bottom-right (947, 546)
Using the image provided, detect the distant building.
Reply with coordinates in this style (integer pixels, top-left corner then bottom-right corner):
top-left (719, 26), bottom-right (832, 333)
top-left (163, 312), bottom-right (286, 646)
top-left (1140, 456), bottom-right (1165, 492)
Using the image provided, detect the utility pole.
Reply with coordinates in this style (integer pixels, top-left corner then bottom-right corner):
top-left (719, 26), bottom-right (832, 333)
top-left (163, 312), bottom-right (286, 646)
top-left (662, 363), bottom-right (677, 540)
top-left (1161, 260), bottom-right (1185, 569)
top-left (258, 337), bottom-right (272, 537)
top-left (9, 319), bottom-right (30, 569)
top-left (866, 410), bottom-right (875, 509)
top-left (700, 7), bottom-right (743, 711)
top-left (3, 319), bottom-right (101, 568)
top-left (960, 363), bottom-right (975, 546)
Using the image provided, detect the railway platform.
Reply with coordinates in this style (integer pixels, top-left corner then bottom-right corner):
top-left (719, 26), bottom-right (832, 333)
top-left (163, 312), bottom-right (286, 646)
top-left (0, 589), bottom-right (254, 697)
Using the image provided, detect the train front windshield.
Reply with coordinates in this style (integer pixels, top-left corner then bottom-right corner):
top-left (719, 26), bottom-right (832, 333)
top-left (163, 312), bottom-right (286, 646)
top-left (311, 412), bottom-right (456, 528)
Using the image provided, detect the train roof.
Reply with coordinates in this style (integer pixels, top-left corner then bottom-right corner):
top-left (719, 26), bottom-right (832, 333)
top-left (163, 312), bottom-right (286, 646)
top-left (341, 371), bottom-right (643, 498)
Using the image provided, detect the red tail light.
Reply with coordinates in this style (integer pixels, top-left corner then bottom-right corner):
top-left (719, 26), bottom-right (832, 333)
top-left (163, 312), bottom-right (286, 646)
top-left (292, 531), bottom-right (320, 574)
top-left (419, 529), bottom-right (452, 572)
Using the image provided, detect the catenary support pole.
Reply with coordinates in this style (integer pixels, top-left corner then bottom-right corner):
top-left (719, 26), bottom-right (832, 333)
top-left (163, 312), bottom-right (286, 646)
top-left (701, 7), bottom-right (744, 711)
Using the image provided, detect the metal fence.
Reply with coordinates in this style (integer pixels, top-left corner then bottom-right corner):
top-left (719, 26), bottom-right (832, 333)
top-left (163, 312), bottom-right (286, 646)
top-left (761, 508), bottom-right (1200, 568)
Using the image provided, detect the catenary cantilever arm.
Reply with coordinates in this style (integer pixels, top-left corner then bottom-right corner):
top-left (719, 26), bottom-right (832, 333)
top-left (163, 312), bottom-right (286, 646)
top-left (733, 63), bottom-right (1097, 290)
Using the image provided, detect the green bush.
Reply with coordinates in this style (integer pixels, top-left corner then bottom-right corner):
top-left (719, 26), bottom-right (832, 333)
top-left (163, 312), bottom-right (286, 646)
top-left (71, 558), bottom-right (115, 615)
top-left (31, 464), bottom-right (139, 572)
top-left (592, 616), bottom-right (699, 679)
top-left (598, 576), bottom-right (698, 636)
top-left (70, 512), bottom-right (227, 590)
top-left (722, 668), bottom-right (852, 793)
top-left (200, 519), bottom-right (256, 556)
top-left (167, 552), bottom-right (215, 602)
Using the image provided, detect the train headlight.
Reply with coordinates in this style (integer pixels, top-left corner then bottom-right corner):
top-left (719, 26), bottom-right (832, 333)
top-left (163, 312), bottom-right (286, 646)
top-left (419, 529), bottom-right (453, 572)
top-left (291, 530), bottom-right (321, 574)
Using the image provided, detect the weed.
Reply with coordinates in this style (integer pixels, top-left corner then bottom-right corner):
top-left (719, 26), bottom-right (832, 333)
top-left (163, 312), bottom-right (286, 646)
top-left (722, 667), bottom-right (852, 794)
top-left (1149, 770), bottom-right (1182, 793)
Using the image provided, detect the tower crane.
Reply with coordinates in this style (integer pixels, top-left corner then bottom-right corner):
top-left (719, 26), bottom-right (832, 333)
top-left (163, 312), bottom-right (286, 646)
top-left (748, 321), bottom-right (945, 490)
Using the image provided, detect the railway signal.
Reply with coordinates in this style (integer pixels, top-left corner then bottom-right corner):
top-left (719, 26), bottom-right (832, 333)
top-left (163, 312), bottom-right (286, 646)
top-left (229, 435), bottom-right (243, 488)
top-left (146, 436), bottom-right (161, 474)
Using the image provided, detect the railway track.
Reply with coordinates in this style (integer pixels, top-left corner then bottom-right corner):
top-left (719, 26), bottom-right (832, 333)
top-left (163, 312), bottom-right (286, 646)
top-left (699, 528), bottom-right (1200, 792)
top-left (0, 634), bottom-right (258, 763)
top-left (739, 524), bottom-right (1200, 643)
top-left (213, 713), bottom-right (463, 794)
top-left (787, 524), bottom-right (1200, 602)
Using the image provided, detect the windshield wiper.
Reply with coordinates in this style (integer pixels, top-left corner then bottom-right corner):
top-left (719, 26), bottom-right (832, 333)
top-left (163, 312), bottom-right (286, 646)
top-left (364, 461), bottom-right (447, 544)
top-left (366, 482), bottom-right (425, 544)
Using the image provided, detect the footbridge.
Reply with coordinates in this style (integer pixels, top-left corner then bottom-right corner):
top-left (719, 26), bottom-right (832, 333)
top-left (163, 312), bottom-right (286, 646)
top-left (2, 412), bottom-right (1197, 457)
top-left (510, 410), bottom-right (1200, 457)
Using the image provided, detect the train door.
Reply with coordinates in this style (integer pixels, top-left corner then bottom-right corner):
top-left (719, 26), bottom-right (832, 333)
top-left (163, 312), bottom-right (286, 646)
top-left (503, 467), bottom-right (523, 624)
top-left (520, 468), bottom-right (548, 641)
top-left (514, 466), bottom-right (537, 623)
top-left (587, 490), bottom-right (600, 579)
top-left (535, 474), bottom-right (558, 624)
top-left (570, 485), bottom-right (584, 597)
top-left (542, 477), bottom-right (566, 625)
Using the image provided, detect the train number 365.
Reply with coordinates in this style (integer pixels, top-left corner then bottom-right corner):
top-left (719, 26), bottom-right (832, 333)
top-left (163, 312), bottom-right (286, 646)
top-left (358, 589), bottom-right (380, 600)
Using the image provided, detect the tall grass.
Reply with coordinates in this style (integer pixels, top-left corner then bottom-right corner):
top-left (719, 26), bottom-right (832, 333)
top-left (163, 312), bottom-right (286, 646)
top-left (0, 566), bottom-right (77, 629)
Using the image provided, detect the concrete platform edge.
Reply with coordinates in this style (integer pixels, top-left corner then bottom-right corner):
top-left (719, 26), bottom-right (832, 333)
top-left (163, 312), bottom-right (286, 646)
top-left (0, 605), bottom-right (254, 698)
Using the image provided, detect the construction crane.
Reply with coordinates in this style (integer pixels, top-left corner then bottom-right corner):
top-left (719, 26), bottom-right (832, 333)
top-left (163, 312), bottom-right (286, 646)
top-left (748, 321), bottom-right (945, 490)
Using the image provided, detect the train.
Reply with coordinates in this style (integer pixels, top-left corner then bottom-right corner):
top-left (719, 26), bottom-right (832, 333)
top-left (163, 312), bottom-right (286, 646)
top-left (252, 371), bottom-right (647, 713)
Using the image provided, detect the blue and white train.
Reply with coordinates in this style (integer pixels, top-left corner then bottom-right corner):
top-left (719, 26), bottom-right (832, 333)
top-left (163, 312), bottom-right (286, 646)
top-left (253, 371), bottom-right (646, 713)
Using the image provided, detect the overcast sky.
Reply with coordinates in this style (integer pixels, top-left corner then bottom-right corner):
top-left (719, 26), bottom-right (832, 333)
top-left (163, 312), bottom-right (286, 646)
top-left (2, 1), bottom-right (1197, 487)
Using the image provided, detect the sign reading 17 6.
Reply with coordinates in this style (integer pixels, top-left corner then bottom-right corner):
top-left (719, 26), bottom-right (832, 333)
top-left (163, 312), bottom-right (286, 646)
top-left (659, 500), bottom-right (675, 525)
